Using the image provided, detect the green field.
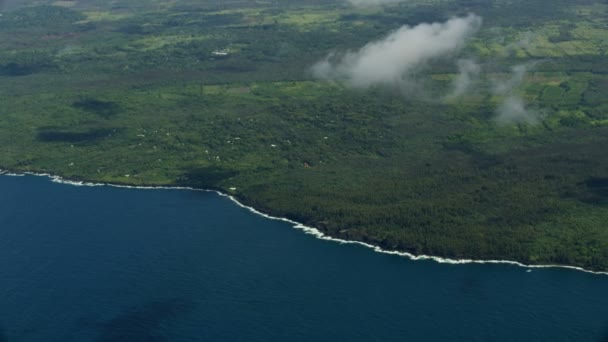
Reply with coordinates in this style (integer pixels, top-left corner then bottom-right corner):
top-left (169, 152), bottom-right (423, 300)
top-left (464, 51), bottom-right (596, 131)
top-left (1, 0), bottom-right (608, 271)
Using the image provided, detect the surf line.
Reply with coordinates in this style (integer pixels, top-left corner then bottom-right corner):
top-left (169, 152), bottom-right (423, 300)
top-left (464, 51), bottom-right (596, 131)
top-left (2, 169), bottom-right (607, 276)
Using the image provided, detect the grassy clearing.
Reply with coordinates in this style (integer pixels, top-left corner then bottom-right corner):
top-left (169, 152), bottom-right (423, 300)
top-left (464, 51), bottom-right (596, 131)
top-left (80, 11), bottom-right (133, 22)
top-left (129, 34), bottom-right (210, 51)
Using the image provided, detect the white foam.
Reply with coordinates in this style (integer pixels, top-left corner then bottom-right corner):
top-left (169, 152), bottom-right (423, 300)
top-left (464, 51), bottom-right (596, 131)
top-left (2, 168), bottom-right (607, 276)
top-left (0, 170), bottom-right (25, 176)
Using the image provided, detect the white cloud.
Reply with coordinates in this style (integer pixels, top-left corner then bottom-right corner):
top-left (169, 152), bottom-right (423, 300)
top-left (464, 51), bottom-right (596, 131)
top-left (494, 64), bottom-right (527, 95)
top-left (312, 14), bottom-right (483, 88)
top-left (493, 64), bottom-right (538, 124)
top-left (496, 96), bottom-right (538, 125)
top-left (446, 59), bottom-right (481, 99)
top-left (504, 31), bottom-right (536, 55)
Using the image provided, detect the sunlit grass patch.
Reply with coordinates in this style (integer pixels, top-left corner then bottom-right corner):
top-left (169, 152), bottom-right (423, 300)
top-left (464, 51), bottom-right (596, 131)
top-left (53, 1), bottom-right (77, 8)
top-left (80, 11), bottom-right (133, 22)
top-left (128, 34), bottom-right (209, 51)
top-left (276, 10), bottom-right (342, 28)
top-left (541, 86), bottom-right (565, 102)
top-left (518, 22), bottom-right (604, 57)
top-left (274, 80), bottom-right (344, 96)
top-left (571, 3), bottom-right (608, 19)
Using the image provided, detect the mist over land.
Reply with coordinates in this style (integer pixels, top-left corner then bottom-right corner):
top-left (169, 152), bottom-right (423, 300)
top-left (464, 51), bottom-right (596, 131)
top-left (446, 59), bottom-right (481, 99)
top-left (492, 64), bottom-right (538, 124)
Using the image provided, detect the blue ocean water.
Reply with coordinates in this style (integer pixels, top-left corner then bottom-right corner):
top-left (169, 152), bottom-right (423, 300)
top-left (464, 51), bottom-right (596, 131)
top-left (0, 175), bottom-right (607, 342)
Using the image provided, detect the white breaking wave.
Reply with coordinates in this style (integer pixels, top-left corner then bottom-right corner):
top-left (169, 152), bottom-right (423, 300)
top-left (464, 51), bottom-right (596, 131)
top-left (0, 171), bottom-right (25, 176)
top-left (1, 169), bottom-right (607, 276)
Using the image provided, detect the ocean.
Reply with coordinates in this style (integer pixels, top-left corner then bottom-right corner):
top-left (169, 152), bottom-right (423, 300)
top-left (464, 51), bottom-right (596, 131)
top-left (0, 175), bottom-right (607, 341)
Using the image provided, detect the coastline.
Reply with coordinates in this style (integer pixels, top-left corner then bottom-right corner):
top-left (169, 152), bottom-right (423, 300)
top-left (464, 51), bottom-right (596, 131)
top-left (2, 168), bottom-right (607, 276)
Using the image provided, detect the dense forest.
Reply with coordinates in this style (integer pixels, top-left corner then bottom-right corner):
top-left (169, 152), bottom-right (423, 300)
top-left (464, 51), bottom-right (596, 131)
top-left (0, 0), bottom-right (607, 271)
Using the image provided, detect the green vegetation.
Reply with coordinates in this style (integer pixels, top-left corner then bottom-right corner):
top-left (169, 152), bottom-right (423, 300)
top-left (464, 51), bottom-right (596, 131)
top-left (1, 0), bottom-right (607, 271)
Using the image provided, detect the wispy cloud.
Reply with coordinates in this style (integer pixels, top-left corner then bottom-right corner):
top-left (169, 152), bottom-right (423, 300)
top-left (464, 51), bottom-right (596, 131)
top-left (504, 31), bottom-right (536, 55)
top-left (496, 96), bottom-right (538, 125)
top-left (493, 64), bottom-right (527, 95)
top-left (493, 64), bottom-right (538, 124)
top-left (312, 14), bottom-right (483, 88)
top-left (446, 59), bottom-right (481, 99)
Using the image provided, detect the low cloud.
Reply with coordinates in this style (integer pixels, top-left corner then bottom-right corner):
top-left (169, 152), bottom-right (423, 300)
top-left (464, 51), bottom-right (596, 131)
top-left (505, 31), bottom-right (536, 55)
top-left (493, 64), bottom-right (538, 124)
top-left (446, 59), bottom-right (481, 99)
top-left (493, 64), bottom-right (527, 95)
top-left (496, 96), bottom-right (538, 125)
top-left (312, 14), bottom-right (483, 88)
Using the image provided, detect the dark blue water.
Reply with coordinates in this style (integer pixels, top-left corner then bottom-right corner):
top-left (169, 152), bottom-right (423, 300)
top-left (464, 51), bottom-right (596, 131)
top-left (1, 175), bottom-right (607, 342)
